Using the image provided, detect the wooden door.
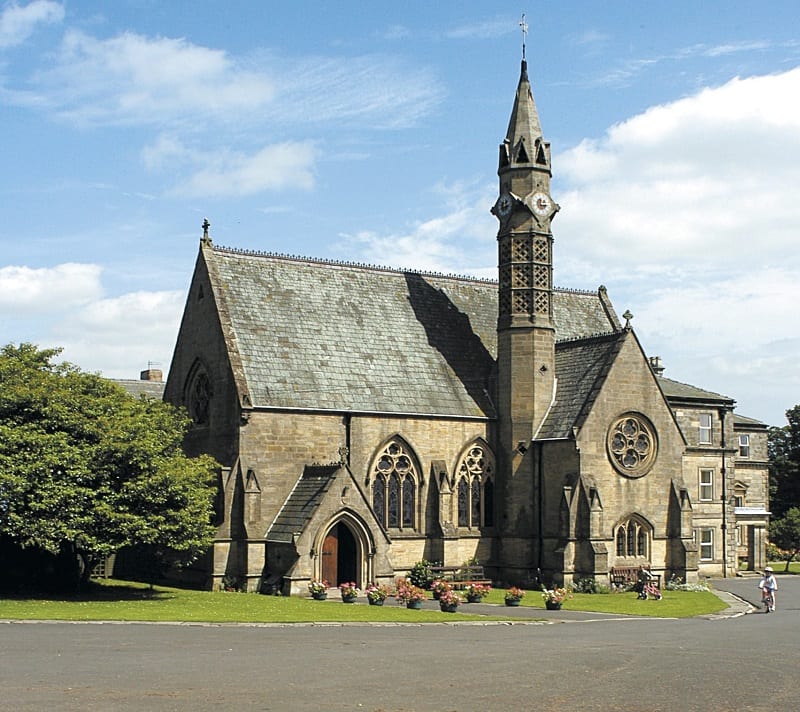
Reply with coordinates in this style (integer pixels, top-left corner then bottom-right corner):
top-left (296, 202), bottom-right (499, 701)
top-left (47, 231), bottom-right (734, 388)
top-left (321, 528), bottom-right (338, 585)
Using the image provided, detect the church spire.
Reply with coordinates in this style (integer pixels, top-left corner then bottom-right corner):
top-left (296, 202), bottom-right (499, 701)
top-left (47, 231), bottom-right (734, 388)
top-left (505, 60), bottom-right (543, 153)
top-left (501, 60), bottom-right (547, 173)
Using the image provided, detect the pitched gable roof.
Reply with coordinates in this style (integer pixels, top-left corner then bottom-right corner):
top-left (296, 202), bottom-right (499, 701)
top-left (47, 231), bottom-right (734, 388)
top-left (204, 243), bottom-right (619, 418)
top-left (537, 332), bottom-right (627, 440)
top-left (266, 465), bottom-right (339, 543)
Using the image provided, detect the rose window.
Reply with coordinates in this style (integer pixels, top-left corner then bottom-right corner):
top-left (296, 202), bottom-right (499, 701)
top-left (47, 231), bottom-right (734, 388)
top-left (607, 414), bottom-right (657, 477)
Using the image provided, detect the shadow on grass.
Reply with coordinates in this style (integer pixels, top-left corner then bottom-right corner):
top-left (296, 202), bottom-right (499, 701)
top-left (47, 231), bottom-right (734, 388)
top-left (0, 580), bottom-right (175, 603)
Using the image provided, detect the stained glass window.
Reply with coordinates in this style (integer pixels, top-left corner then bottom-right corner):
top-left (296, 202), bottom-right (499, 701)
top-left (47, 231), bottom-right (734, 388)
top-left (370, 439), bottom-right (419, 530)
top-left (454, 442), bottom-right (496, 528)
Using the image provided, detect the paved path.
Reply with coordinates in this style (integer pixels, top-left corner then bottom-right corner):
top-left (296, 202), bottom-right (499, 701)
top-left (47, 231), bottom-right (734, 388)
top-left (1, 576), bottom-right (796, 711)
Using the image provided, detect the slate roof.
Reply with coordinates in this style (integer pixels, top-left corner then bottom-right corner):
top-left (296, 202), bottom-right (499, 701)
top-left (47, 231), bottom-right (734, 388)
top-left (732, 413), bottom-right (768, 428)
top-left (656, 375), bottom-right (734, 404)
top-left (207, 245), bottom-right (618, 417)
top-left (266, 465), bottom-right (339, 543)
top-left (537, 332), bottom-right (627, 440)
top-left (113, 378), bottom-right (166, 400)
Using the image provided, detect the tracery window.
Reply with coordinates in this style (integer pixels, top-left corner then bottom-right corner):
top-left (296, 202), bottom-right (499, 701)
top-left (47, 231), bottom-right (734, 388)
top-left (607, 413), bottom-right (658, 478)
top-left (454, 443), bottom-right (496, 529)
top-left (371, 439), bottom-right (419, 530)
top-left (615, 517), bottom-right (650, 559)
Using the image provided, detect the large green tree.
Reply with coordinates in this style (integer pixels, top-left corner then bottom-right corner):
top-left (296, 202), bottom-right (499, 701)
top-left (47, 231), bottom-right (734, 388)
top-left (768, 405), bottom-right (800, 519)
top-left (0, 343), bottom-right (218, 588)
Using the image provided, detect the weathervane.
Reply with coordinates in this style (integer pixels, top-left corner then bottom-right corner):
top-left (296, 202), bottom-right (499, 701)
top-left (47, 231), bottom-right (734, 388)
top-left (519, 13), bottom-right (528, 60)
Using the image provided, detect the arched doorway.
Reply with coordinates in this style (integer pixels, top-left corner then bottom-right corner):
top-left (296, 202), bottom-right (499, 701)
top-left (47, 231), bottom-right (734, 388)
top-left (321, 522), bottom-right (359, 586)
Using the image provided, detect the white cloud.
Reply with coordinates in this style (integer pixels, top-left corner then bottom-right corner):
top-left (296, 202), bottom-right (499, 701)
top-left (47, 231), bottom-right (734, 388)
top-left (53, 289), bottom-right (185, 380)
top-left (25, 29), bottom-right (275, 127)
top-left (9, 29), bottom-right (443, 131)
top-left (341, 181), bottom-right (495, 276)
top-left (158, 140), bottom-right (317, 198)
top-left (556, 67), bottom-right (800, 272)
top-left (0, 263), bottom-right (103, 314)
top-left (275, 55), bottom-right (442, 129)
top-left (0, 0), bottom-right (62, 49)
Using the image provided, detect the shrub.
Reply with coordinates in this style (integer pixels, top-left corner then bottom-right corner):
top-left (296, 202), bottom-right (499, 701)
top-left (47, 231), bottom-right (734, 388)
top-left (409, 559), bottom-right (436, 589)
top-left (573, 577), bottom-right (610, 594)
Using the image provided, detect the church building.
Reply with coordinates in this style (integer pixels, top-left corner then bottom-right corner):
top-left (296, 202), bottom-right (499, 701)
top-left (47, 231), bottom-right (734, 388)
top-left (163, 57), bottom-right (769, 594)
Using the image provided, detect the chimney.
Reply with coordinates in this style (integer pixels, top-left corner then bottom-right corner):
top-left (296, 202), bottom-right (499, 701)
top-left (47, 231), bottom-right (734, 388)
top-left (140, 368), bottom-right (163, 382)
top-left (649, 356), bottom-right (665, 376)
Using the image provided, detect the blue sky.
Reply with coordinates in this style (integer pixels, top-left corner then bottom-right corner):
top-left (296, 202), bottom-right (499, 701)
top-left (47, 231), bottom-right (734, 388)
top-left (1, 0), bottom-right (799, 427)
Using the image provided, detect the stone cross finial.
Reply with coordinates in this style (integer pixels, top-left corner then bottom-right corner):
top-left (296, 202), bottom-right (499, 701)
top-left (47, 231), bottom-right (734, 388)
top-left (623, 309), bottom-right (633, 329)
top-left (201, 218), bottom-right (211, 244)
top-left (519, 13), bottom-right (528, 60)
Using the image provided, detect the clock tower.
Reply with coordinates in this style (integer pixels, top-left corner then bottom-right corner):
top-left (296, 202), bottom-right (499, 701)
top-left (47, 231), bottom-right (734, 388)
top-left (493, 57), bottom-right (558, 574)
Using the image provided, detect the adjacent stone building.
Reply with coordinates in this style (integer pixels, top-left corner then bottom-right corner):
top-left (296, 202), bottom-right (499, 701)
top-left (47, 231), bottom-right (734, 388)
top-left (163, 58), bottom-right (769, 594)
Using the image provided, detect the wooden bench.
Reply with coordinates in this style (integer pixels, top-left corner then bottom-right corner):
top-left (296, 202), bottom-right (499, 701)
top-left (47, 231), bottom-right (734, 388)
top-left (609, 566), bottom-right (661, 590)
top-left (429, 565), bottom-right (491, 589)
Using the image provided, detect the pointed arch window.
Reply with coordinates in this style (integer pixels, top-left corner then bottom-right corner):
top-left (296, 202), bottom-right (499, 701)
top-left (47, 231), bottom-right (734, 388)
top-left (185, 363), bottom-right (212, 426)
top-left (454, 442), bottom-right (496, 529)
top-left (370, 439), bottom-right (420, 531)
top-left (614, 517), bottom-right (651, 560)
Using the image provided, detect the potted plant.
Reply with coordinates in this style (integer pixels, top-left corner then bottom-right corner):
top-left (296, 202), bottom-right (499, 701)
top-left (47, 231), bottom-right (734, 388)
top-left (504, 586), bottom-right (525, 606)
top-left (339, 581), bottom-right (359, 603)
top-left (438, 588), bottom-right (462, 613)
top-left (308, 579), bottom-right (329, 600)
top-left (430, 579), bottom-right (452, 600)
top-left (465, 582), bottom-right (491, 603)
top-left (395, 577), bottom-right (427, 609)
top-left (365, 583), bottom-right (391, 606)
top-left (541, 586), bottom-right (571, 610)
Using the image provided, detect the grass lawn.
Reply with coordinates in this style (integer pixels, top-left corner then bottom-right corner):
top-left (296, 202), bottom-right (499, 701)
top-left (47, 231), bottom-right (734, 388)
top-left (0, 579), bottom-right (511, 624)
top-left (0, 579), bottom-right (726, 622)
top-left (475, 586), bottom-right (726, 618)
top-left (767, 561), bottom-right (799, 574)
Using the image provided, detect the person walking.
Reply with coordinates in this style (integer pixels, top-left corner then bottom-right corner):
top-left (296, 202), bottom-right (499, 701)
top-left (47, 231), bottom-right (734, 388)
top-left (758, 566), bottom-right (778, 612)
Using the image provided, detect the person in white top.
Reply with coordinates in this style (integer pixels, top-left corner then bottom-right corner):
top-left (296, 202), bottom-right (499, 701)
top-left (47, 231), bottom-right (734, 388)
top-left (758, 566), bottom-right (778, 612)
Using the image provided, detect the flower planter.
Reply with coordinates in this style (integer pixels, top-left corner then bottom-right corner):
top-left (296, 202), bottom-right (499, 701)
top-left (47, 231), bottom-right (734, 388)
top-left (545, 601), bottom-right (562, 610)
top-left (466, 594), bottom-right (483, 603)
top-left (439, 602), bottom-right (459, 613)
top-left (505, 598), bottom-right (521, 607)
top-left (342, 594), bottom-right (358, 603)
top-left (406, 600), bottom-right (423, 610)
top-left (311, 592), bottom-right (328, 601)
top-left (367, 598), bottom-right (385, 606)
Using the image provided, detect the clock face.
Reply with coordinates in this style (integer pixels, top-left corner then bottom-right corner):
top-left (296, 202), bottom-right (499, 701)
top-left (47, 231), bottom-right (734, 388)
top-left (497, 193), bottom-right (513, 217)
top-left (532, 192), bottom-right (552, 216)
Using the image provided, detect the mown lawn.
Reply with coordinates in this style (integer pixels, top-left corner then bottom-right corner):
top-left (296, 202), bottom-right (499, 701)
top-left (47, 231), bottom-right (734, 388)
top-left (767, 561), bottom-right (799, 574)
top-left (0, 579), bottom-right (726, 622)
top-left (0, 579), bottom-right (507, 624)
top-left (476, 586), bottom-right (726, 618)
